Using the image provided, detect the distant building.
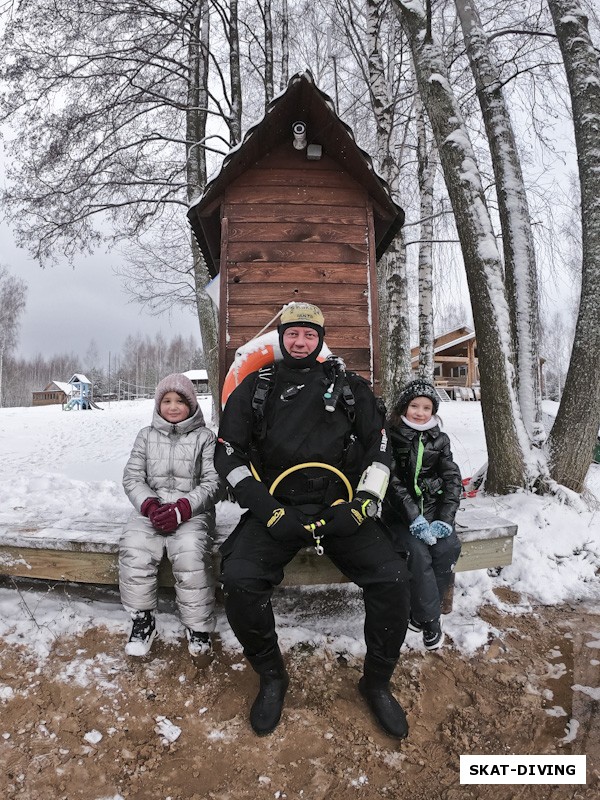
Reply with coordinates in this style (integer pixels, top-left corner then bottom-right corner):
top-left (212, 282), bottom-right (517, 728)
top-left (32, 381), bottom-right (75, 407)
top-left (411, 325), bottom-right (544, 401)
top-left (32, 373), bottom-right (95, 409)
top-left (183, 369), bottom-right (210, 395)
top-left (411, 325), bottom-right (479, 400)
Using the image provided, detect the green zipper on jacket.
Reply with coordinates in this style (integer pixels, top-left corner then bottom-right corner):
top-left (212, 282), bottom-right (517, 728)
top-left (413, 433), bottom-right (425, 514)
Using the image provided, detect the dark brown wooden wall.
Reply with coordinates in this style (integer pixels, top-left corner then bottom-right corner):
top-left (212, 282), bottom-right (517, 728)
top-left (32, 392), bottom-right (67, 406)
top-left (219, 144), bottom-right (379, 388)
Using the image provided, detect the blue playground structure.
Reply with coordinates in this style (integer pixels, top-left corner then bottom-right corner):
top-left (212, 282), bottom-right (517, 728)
top-left (63, 374), bottom-right (102, 410)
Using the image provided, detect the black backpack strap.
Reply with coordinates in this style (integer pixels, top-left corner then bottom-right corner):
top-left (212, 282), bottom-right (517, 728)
top-left (324, 355), bottom-right (356, 421)
top-left (251, 364), bottom-right (276, 440)
top-left (341, 382), bottom-right (356, 422)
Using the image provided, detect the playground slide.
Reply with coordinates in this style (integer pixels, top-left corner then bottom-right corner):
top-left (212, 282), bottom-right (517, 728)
top-left (63, 398), bottom-right (103, 410)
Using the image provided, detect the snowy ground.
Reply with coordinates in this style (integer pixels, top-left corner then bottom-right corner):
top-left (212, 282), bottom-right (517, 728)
top-left (0, 397), bottom-right (598, 661)
top-left (1, 399), bottom-right (599, 800)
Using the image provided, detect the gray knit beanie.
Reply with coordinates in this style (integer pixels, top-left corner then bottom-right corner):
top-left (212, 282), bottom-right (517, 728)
top-left (155, 373), bottom-right (198, 414)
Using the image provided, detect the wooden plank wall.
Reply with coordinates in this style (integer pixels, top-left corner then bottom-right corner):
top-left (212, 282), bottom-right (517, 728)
top-left (220, 145), bottom-right (375, 386)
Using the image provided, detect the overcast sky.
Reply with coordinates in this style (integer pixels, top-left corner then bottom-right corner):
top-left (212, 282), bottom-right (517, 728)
top-left (3, 218), bottom-right (201, 367)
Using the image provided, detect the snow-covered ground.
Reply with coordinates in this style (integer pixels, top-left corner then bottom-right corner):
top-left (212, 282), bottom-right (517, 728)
top-left (0, 398), bottom-right (598, 661)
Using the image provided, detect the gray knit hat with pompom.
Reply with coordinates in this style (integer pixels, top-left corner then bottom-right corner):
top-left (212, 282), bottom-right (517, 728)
top-left (154, 373), bottom-right (198, 413)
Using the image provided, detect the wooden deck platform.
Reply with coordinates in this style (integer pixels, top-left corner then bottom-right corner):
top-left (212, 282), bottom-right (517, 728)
top-left (0, 508), bottom-right (516, 588)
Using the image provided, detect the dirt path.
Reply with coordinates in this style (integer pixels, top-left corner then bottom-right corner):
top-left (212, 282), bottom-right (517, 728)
top-left (0, 592), bottom-right (598, 800)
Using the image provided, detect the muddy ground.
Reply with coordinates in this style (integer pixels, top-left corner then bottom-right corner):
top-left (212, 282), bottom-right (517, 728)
top-left (0, 585), bottom-right (598, 800)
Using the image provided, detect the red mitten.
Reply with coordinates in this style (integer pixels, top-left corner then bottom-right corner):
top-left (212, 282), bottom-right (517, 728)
top-left (175, 497), bottom-right (192, 522)
top-left (141, 497), bottom-right (161, 517)
top-left (149, 503), bottom-right (177, 532)
top-left (150, 498), bottom-right (192, 533)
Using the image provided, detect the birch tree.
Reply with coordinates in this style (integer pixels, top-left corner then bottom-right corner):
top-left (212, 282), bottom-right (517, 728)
top-left (187, 1), bottom-right (220, 410)
top-left (279, 0), bottom-right (290, 90)
top-left (263, 0), bottom-right (275, 104)
top-left (0, 267), bottom-right (27, 408)
top-left (415, 88), bottom-right (436, 381)
top-left (454, 0), bottom-right (544, 445)
top-left (366, 0), bottom-right (412, 402)
top-left (331, 0), bottom-right (413, 404)
top-left (225, 0), bottom-right (243, 143)
top-left (235, 0), bottom-right (286, 109)
top-left (394, 0), bottom-right (541, 492)
top-left (545, 0), bottom-right (600, 493)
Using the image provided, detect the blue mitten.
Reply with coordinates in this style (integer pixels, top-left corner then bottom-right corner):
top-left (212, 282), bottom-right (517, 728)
top-left (430, 520), bottom-right (453, 539)
top-left (409, 515), bottom-right (436, 545)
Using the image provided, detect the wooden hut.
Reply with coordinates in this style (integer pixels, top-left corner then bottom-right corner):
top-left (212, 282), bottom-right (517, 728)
top-left (182, 369), bottom-right (210, 395)
top-left (187, 70), bottom-right (404, 394)
top-left (32, 380), bottom-right (74, 407)
top-left (411, 325), bottom-right (479, 396)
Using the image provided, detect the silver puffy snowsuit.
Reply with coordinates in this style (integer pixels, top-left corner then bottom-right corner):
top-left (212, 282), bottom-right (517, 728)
top-left (119, 403), bottom-right (222, 631)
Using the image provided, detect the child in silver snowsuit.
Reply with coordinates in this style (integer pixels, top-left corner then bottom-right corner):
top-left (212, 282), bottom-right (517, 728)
top-left (119, 373), bottom-right (222, 657)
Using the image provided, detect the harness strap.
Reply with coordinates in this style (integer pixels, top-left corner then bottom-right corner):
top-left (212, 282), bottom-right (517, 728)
top-left (251, 364), bottom-right (276, 439)
top-left (251, 361), bottom-right (357, 435)
top-left (323, 357), bottom-right (356, 420)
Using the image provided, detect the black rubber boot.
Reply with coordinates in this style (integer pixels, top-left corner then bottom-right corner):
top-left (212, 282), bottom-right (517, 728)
top-left (358, 676), bottom-right (408, 739)
top-left (249, 668), bottom-right (290, 736)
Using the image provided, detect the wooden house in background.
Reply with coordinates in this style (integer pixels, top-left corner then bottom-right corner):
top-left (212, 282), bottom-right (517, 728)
top-left (187, 70), bottom-right (404, 393)
top-left (410, 325), bottom-right (480, 399)
top-left (411, 325), bottom-right (546, 401)
top-left (182, 369), bottom-right (210, 395)
top-left (32, 380), bottom-right (74, 407)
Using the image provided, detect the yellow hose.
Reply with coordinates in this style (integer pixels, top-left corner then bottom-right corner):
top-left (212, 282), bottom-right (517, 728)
top-left (267, 462), bottom-right (353, 501)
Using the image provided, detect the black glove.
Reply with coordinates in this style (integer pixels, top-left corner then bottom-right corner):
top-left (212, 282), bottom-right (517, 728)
top-left (230, 475), bottom-right (278, 521)
top-left (319, 494), bottom-right (375, 538)
top-left (232, 476), bottom-right (306, 540)
top-left (264, 506), bottom-right (308, 541)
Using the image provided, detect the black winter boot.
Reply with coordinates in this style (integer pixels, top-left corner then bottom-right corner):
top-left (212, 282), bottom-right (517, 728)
top-left (249, 668), bottom-right (290, 736)
top-left (125, 610), bottom-right (156, 657)
top-left (358, 676), bottom-right (408, 739)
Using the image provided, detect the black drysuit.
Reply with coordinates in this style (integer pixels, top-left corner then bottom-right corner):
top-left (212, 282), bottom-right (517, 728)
top-left (215, 361), bottom-right (410, 682)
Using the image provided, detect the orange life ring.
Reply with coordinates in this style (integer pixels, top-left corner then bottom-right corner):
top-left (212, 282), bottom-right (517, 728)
top-left (221, 330), bottom-right (330, 408)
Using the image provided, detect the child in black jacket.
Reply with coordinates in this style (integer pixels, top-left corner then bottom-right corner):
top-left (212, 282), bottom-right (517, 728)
top-left (383, 380), bottom-right (462, 650)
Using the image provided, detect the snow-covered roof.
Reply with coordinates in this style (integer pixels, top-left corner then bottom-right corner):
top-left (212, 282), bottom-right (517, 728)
top-left (48, 381), bottom-right (74, 396)
top-left (183, 370), bottom-right (208, 381)
top-left (434, 323), bottom-right (474, 341)
top-left (69, 374), bottom-right (91, 385)
top-left (433, 331), bottom-right (476, 353)
top-left (411, 329), bottom-right (476, 361)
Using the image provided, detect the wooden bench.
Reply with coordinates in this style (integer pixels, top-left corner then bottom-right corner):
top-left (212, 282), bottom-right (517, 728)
top-left (0, 509), bottom-right (516, 596)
